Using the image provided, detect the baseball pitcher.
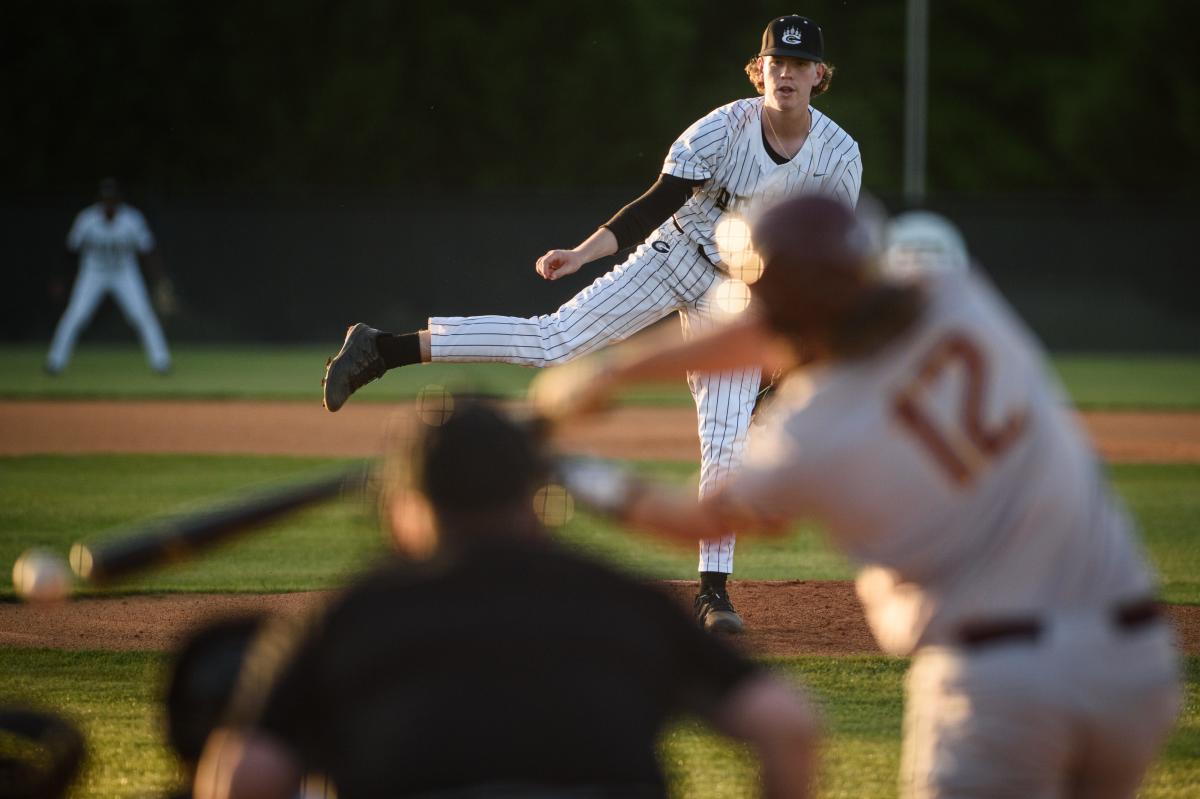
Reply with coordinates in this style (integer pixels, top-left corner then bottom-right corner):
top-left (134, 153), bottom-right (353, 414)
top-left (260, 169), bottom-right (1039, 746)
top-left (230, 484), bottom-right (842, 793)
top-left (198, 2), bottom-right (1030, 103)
top-left (322, 15), bottom-right (862, 632)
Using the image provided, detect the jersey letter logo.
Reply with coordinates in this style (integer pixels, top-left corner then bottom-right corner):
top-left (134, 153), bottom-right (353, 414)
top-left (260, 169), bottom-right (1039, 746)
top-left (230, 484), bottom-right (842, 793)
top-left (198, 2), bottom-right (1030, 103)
top-left (781, 27), bottom-right (803, 45)
top-left (891, 332), bottom-right (1028, 485)
top-left (652, 241), bottom-right (671, 254)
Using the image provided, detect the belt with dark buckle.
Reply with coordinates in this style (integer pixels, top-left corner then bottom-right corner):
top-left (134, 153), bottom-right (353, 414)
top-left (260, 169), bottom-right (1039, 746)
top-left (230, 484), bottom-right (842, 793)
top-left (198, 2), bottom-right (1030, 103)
top-left (1113, 597), bottom-right (1162, 629)
top-left (670, 216), bottom-right (722, 269)
top-left (957, 618), bottom-right (1043, 649)
top-left (957, 597), bottom-right (1161, 651)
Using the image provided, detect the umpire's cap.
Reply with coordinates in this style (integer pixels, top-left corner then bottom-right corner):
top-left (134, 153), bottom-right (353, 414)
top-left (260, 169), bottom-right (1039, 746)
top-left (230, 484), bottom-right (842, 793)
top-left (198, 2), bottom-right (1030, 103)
top-left (759, 15), bottom-right (824, 62)
top-left (415, 401), bottom-right (549, 513)
top-left (750, 195), bottom-right (875, 339)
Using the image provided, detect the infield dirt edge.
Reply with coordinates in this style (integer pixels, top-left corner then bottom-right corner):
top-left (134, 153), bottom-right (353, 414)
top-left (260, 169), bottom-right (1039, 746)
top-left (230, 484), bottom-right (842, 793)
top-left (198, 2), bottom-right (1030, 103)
top-left (2, 581), bottom-right (1195, 657)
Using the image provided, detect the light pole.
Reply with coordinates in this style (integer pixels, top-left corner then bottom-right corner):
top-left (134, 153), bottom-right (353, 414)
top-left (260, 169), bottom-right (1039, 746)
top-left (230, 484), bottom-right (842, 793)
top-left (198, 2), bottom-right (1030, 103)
top-left (904, 0), bottom-right (929, 204)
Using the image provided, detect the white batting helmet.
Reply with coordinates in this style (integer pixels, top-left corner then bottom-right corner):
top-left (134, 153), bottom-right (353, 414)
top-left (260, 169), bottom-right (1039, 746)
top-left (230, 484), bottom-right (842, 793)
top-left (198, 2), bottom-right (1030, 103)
top-left (883, 211), bottom-right (969, 279)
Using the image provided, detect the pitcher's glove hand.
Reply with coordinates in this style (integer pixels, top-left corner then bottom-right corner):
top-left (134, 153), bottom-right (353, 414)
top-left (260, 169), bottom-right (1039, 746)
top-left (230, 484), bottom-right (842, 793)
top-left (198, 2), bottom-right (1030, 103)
top-left (153, 277), bottom-right (178, 317)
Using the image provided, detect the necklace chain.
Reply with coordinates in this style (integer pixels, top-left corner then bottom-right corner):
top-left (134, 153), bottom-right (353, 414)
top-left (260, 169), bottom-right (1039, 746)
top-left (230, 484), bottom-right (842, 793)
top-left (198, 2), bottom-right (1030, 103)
top-left (763, 108), bottom-right (803, 160)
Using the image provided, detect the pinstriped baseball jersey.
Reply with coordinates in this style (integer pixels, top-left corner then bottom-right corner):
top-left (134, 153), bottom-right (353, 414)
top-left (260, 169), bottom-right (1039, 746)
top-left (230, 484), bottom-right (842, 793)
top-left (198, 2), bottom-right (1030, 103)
top-left (428, 99), bottom-right (862, 576)
top-left (67, 203), bottom-right (156, 273)
top-left (666, 99), bottom-right (862, 267)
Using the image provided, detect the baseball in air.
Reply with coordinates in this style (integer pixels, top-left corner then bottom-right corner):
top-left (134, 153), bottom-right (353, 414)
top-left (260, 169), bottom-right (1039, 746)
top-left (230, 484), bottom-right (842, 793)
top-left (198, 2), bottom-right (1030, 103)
top-left (12, 549), bottom-right (73, 603)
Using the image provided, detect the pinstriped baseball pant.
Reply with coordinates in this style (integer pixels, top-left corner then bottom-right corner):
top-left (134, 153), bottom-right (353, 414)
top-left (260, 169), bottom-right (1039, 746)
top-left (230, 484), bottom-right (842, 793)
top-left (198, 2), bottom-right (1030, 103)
top-left (428, 231), bottom-right (759, 574)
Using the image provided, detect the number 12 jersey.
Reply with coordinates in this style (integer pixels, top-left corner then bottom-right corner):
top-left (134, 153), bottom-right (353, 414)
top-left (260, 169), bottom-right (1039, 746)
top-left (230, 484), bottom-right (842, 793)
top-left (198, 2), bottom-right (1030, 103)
top-left (729, 269), bottom-right (1154, 655)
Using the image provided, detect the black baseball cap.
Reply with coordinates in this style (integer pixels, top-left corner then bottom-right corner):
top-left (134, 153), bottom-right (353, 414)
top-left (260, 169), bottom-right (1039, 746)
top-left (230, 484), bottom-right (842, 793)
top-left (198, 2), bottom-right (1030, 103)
top-left (98, 177), bottom-right (121, 200)
top-left (759, 15), bottom-right (824, 63)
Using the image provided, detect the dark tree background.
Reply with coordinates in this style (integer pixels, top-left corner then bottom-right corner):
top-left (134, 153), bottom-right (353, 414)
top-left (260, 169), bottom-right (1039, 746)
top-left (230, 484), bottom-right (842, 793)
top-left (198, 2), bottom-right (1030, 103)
top-left (2, 1), bottom-right (1197, 347)
top-left (5, 0), bottom-right (1197, 197)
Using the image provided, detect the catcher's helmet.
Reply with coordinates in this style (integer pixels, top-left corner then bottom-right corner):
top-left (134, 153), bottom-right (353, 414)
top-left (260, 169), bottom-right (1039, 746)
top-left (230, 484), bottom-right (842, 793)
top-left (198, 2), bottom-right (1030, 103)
top-left (750, 195), bottom-right (876, 339)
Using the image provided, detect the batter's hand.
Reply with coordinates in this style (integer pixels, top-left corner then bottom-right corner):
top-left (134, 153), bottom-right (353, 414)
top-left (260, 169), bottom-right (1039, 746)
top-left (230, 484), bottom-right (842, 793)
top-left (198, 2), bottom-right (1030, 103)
top-left (536, 249), bottom-right (586, 281)
top-left (529, 356), bottom-right (618, 423)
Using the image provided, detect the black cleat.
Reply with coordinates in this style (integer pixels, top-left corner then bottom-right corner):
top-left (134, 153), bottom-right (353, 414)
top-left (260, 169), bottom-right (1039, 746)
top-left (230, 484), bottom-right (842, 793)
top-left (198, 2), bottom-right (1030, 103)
top-left (694, 589), bottom-right (744, 634)
top-left (322, 323), bottom-right (387, 412)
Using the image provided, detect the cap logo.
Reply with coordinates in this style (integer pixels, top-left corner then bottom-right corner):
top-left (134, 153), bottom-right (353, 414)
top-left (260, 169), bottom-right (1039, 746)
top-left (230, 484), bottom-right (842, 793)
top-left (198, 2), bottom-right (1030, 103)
top-left (781, 26), bottom-right (803, 45)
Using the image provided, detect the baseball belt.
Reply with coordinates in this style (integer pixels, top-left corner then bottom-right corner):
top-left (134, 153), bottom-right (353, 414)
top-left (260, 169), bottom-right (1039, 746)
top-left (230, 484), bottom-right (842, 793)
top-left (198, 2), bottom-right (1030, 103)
top-left (956, 597), bottom-right (1162, 650)
top-left (670, 216), bottom-right (724, 272)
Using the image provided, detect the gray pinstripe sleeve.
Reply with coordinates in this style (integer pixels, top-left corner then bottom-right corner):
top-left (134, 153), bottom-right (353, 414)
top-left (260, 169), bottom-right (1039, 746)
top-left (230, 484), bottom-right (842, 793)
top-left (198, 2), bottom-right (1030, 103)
top-left (827, 146), bottom-right (864, 208)
top-left (663, 109), bottom-right (730, 182)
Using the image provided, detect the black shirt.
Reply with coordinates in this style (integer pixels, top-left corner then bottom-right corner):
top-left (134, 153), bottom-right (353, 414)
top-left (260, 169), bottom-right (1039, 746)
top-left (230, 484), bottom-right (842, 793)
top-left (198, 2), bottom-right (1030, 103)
top-left (243, 539), bottom-right (757, 798)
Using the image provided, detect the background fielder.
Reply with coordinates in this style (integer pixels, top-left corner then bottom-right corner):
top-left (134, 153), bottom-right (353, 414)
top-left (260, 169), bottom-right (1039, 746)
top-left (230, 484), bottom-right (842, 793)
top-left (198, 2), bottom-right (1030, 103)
top-left (322, 15), bottom-right (862, 633)
top-left (45, 178), bottom-right (172, 375)
top-left (534, 196), bottom-right (1182, 798)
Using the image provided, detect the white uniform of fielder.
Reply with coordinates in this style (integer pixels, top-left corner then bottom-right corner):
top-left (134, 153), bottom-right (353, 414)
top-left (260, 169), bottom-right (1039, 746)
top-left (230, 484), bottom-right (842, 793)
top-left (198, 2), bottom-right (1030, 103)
top-left (431, 98), bottom-right (861, 575)
top-left (727, 264), bottom-right (1180, 798)
top-left (47, 201), bottom-right (171, 374)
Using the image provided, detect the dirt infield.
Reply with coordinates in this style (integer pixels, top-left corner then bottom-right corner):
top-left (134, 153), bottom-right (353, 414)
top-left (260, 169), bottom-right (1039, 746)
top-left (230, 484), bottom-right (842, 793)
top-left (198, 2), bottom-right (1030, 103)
top-left (2, 399), bottom-right (1197, 657)
top-left (2, 400), bottom-right (1199, 462)
top-left (2, 583), bottom-right (1195, 656)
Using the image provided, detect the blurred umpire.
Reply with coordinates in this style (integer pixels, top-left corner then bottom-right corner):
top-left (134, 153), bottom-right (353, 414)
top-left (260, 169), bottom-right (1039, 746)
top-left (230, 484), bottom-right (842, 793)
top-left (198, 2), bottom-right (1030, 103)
top-left (194, 400), bottom-right (817, 799)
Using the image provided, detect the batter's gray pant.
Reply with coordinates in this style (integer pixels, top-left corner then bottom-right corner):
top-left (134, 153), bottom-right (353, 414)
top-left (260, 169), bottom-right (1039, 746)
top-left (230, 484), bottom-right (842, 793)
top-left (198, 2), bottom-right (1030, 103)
top-left (428, 230), bottom-right (759, 574)
top-left (901, 618), bottom-right (1181, 798)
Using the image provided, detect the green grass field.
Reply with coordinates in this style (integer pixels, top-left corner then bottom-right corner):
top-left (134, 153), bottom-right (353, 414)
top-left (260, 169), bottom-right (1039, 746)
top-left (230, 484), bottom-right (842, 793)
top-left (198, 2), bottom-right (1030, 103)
top-left (3, 650), bottom-right (1195, 799)
top-left (2, 348), bottom-right (1197, 797)
top-left (2, 456), bottom-right (1198, 602)
top-left (2, 345), bottom-right (1200, 408)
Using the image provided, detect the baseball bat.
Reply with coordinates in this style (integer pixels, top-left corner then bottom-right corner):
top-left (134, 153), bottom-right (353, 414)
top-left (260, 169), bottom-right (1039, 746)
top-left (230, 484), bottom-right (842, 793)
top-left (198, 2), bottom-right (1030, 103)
top-left (69, 463), bottom-right (371, 586)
